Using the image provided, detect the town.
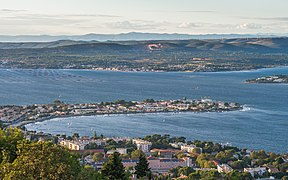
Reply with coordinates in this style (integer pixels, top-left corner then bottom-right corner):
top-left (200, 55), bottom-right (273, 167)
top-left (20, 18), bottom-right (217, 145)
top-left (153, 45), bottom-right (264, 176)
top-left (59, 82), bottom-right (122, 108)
top-left (246, 75), bottom-right (288, 84)
top-left (24, 131), bottom-right (288, 179)
top-left (0, 98), bottom-right (242, 127)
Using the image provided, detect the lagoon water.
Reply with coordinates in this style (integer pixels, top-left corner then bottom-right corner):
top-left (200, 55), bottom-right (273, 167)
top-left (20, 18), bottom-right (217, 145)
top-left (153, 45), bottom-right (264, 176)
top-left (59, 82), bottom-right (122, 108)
top-left (1, 67), bottom-right (287, 152)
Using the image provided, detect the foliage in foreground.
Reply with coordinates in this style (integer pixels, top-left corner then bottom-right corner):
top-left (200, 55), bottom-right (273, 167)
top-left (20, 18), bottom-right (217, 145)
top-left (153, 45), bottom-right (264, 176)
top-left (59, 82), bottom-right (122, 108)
top-left (0, 127), bottom-right (101, 180)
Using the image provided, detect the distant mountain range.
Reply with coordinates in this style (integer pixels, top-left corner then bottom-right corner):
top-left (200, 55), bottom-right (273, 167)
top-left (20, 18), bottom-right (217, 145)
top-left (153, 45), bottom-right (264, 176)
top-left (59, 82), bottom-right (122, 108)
top-left (1, 37), bottom-right (288, 53)
top-left (1, 37), bottom-right (287, 71)
top-left (0, 32), bottom-right (287, 42)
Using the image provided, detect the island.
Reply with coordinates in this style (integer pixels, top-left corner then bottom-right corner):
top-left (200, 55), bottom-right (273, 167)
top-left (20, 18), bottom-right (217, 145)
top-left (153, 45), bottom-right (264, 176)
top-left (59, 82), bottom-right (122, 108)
top-left (0, 98), bottom-right (242, 127)
top-left (246, 75), bottom-right (288, 83)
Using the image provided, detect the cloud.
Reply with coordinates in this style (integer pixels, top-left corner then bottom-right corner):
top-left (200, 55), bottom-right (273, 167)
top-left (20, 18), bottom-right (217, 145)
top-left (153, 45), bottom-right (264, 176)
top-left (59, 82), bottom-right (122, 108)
top-left (242, 16), bottom-right (288, 22)
top-left (107, 20), bottom-right (168, 30)
top-left (0, 12), bottom-right (121, 27)
top-left (0, 9), bottom-right (26, 12)
top-left (236, 23), bottom-right (262, 30)
top-left (178, 22), bottom-right (203, 28)
top-left (176, 10), bottom-right (215, 13)
top-left (61, 14), bottom-right (120, 18)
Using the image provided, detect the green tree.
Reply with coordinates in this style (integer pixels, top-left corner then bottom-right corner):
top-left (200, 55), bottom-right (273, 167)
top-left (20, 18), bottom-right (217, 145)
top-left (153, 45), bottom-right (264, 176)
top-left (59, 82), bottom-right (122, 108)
top-left (1, 141), bottom-right (81, 180)
top-left (72, 133), bottom-right (80, 139)
top-left (231, 160), bottom-right (248, 169)
top-left (93, 152), bottom-right (104, 162)
top-left (0, 127), bottom-right (24, 163)
top-left (196, 153), bottom-right (216, 168)
top-left (131, 149), bottom-right (143, 159)
top-left (251, 150), bottom-right (267, 159)
top-left (192, 147), bottom-right (202, 154)
top-left (93, 131), bottom-right (97, 139)
top-left (178, 166), bottom-right (194, 176)
top-left (225, 170), bottom-right (253, 180)
top-left (53, 99), bottom-right (63, 104)
top-left (135, 153), bottom-right (151, 178)
top-left (101, 152), bottom-right (126, 180)
top-left (77, 165), bottom-right (106, 180)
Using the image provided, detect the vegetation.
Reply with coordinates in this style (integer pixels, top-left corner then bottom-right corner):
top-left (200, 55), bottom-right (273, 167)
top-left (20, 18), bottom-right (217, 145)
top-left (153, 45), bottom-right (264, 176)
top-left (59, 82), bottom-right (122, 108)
top-left (1, 38), bottom-right (288, 72)
top-left (0, 127), bottom-right (82, 180)
top-left (1, 129), bottom-right (287, 179)
top-left (101, 152), bottom-right (126, 180)
top-left (144, 134), bottom-right (186, 149)
top-left (135, 152), bottom-right (151, 178)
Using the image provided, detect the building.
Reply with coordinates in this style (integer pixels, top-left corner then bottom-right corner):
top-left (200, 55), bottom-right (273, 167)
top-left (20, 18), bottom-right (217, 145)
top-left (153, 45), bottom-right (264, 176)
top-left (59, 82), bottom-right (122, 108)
top-left (59, 140), bottom-right (86, 150)
top-left (265, 165), bottom-right (279, 174)
top-left (148, 157), bottom-right (192, 173)
top-left (106, 148), bottom-right (128, 155)
top-left (150, 149), bottom-right (181, 158)
top-left (244, 167), bottom-right (267, 177)
top-left (132, 139), bottom-right (152, 153)
top-left (217, 164), bottom-right (233, 173)
top-left (169, 142), bottom-right (185, 149)
top-left (181, 144), bottom-right (202, 153)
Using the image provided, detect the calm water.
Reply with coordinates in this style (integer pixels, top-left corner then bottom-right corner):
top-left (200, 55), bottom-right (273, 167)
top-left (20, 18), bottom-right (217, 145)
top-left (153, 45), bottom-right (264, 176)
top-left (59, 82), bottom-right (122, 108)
top-left (0, 67), bottom-right (287, 152)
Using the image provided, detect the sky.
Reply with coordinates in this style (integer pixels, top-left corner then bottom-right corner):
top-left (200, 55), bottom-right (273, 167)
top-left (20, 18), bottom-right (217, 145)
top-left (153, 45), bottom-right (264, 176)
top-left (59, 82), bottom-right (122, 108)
top-left (0, 0), bottom-right (288, 35)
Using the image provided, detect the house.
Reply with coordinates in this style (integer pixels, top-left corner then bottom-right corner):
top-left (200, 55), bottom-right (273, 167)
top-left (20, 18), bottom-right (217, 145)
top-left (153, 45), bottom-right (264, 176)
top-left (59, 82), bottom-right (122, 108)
top-left (148, 157), bottom-right (192, 173)
top-left (59, 140), bottom-right (86, 150)
top-left (181, 144), bottom-right (202, 153)
top-left (244, 167), bottom-right (267, 177)
top-left (169, 142), bottom-right (185, 148)
top-left (217, 164), bottom-right (233, 173)
top-left (265, 165), bottom-right (279, 174)
top-left (106, 148), bottom-right (128, 155)
top-left (132, 139), bottom-right (152, 153)
top-left (122, 159), bottom-right (139, 168)
top-left (150, 149), bottom-right (181, 158)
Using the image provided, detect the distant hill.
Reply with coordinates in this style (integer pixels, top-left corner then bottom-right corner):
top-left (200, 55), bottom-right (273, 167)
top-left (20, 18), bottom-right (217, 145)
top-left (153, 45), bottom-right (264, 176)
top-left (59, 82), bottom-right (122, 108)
top-left (1, 37), bottom-right (287, 71)
top-left (0, 37), bottom-right (287, 53)
top-left (0, 32), bottom-right (286, 42)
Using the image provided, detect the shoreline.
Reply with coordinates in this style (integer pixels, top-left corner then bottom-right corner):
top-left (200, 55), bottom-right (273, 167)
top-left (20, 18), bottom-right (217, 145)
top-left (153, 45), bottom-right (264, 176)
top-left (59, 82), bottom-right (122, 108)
top-left (1, 65), bottom-right (287, 74)
top-left (10, 106), bottom-right (243, 128)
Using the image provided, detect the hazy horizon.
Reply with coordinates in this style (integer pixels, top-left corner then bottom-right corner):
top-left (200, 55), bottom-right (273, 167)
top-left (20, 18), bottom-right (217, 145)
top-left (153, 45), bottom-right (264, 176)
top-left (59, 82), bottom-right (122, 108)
top-left (1, 0), bottom-right (288, 35)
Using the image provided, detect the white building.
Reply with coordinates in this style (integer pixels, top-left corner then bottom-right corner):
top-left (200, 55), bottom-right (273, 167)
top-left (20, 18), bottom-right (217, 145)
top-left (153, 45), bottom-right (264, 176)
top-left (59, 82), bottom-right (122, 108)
top-left (244, 167), bottom-right (267, 177)
top-left (59, 140), bottom-right (85, 150)
top-left (132, 139), bottom-right (152, 153)
top-left (181, 144), bottom-right (202, 153)
top-left (106, 148), bottom-right (128, 155)
top-left (217, 164), bottom-right (233, 173)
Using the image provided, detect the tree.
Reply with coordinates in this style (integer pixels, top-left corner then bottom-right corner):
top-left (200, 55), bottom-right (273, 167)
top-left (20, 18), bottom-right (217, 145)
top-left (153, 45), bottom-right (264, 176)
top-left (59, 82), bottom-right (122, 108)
top-left (101, 152), bottom-right (126, 180)
top-left (225, 170), bottom-right (253, 180)
top-left (53, 99), bottom-right (63, 104)
top-left (135, 153), bottom-right (151, 178)
top-left (231, 160), bottom-right (248, 169)
top-left (196, 153), bottom-right (216, 168)
top-left (72, 133), bottom-right (80, 139)
top-left (192, 147), bottom-right (202, 154)
top-left (77, 165), bottom-right (106, 180)
top-left (1, 141), bottom-right (81, 180)
top-left (0, 127), bottom-right (24, 163)
top-left (131, 150), bottom-right (143, 159)
top-left (93, 131), bottom-right (97, 139)
top-left (178, 166), bottom-right (194, 176)
top-left (251, 150), bottom-right (267, 159)
top-left (93, 152), bottom-right (104, 162)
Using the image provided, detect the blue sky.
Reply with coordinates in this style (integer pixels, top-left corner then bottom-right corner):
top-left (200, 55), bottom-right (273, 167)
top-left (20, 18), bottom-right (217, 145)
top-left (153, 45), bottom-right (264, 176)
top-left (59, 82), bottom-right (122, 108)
top-left (0, 0), bottom-right (287, 35)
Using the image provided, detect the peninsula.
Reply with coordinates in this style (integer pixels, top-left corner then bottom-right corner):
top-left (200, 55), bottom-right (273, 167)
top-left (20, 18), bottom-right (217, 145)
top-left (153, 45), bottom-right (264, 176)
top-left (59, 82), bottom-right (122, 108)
top-left (246, 75), bottom-right (288, 83)
top-left (0, 99), bottom-right (242, 127)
